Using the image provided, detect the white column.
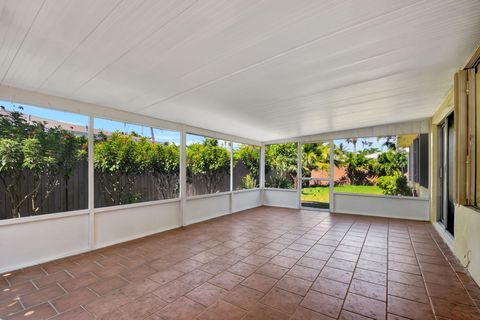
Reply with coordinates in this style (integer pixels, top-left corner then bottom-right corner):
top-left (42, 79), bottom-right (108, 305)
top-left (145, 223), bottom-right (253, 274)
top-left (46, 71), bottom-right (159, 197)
top-left (88, 115), bottom-right (95, 249)
top-left (260, 143), bottom-right (266, 205)
top-left (180, 127), bottom-right (187, 226)
top-left (329, 140), bottom-right (334, 212)
top-left (229, 141), bottom-right (233, 213)
top-left (297, 142), bottom-right (302, 209)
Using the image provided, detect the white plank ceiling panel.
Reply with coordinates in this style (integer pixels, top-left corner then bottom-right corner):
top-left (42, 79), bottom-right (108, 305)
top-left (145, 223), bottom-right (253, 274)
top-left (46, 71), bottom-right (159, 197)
top-left (0, 0), bottom-right (479, 141)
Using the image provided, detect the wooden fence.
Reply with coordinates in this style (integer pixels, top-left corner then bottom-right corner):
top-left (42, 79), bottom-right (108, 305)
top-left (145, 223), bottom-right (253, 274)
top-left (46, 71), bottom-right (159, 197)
top-left (0, 161), bottom-right (255, 220)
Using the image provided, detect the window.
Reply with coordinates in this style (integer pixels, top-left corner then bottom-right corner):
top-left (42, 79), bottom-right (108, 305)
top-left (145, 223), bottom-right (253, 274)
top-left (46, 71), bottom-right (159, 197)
top-left (233, 143), bottom-right (260, 190)
top-left (94, 118), bottom-right (180, 208)
top-left (265, 143), bottom-right (297, 189)
top-left (186, 134), bottom-right (231, 196)
top-left (0, 101), bottom-right (88, 219)
top-left (333, 135), bottom-right (428, 197)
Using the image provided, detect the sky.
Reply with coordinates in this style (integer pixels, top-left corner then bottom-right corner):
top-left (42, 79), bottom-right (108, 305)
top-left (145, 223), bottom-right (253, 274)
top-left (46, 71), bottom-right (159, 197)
top-left (1, 99), bottom-right (181, 144)
top-left (1, 99), bottom-right (390, 150)
top-left (0, 99), bottom-right (244, 147)
top-left (334, 137), bottom-right (394, 153)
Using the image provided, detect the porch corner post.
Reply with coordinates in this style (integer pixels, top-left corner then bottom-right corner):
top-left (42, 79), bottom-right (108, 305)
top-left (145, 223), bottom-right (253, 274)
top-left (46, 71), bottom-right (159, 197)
top-left (297, 142), bottom-right (302, 209)
top-left (229, 141), bottom-right (233, 214)
top-left (88, 115), bottom-right (95, 249)
top-left (180, 126), bottom-right (187, 227)
top-left (260, 143), bottom-right (266, 205)
top-left (329, 140), bottom-right (335, 212)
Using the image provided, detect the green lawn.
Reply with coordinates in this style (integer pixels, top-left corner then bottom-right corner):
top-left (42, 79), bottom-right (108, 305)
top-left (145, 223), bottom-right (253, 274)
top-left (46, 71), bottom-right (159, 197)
top-left (301, 185), bottom-right (383, 204)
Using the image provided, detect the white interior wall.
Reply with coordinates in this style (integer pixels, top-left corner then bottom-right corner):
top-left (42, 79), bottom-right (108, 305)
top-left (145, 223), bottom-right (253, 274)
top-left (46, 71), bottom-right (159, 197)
top-left (0, 212), bottom-right (90, 273)
top-left (0, 189), bottom-right (264, 273)
top-left (263, 189), bottom-right (299, 209)
top-left (94, 200), bottom-right (181, 249)
top-left (232, 189), bottom-right (263, 213)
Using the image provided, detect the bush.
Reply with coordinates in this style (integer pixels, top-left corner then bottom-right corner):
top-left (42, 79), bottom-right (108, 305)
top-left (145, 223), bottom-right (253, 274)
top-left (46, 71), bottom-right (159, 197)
top-left (266, 175), bottom-right (293, 189)
top-left (377, 174), bottom-right (411, 196)
top-left (186, 138), bottom-right (230, 194)
top-left (0, 108), bottom-right (87, 217)
top-left (241, 173), bottom-right (257, 189)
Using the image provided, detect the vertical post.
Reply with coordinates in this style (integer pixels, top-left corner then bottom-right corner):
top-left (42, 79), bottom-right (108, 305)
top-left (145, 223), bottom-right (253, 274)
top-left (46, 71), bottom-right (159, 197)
top-left (260, 143), bottom-right (266, 205)
top-left (180, 127), bottom-right (187, 227)
top-left (229, 141), bottom-right (233, 213)
top-left (88, 115), bottom-right (95, 249)
top-left (329, 140), bottom-right (334, 212)
top-left (297, 142), bottom-right (302, 209)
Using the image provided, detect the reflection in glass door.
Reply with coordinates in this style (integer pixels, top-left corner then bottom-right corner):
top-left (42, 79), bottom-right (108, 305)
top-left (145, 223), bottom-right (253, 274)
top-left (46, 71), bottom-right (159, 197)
top-left (300, 142), bottom-right (331, 209)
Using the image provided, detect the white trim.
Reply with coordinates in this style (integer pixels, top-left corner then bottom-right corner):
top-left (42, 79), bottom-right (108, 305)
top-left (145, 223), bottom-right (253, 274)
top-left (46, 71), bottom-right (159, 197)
top-left (94, 198), bottom-right (181, 213)
top-left (301, 177), bottom-right (330, 181)
top-left (333, 191), bottom-right (430, 201)
top-left (232, 188), bottom-right (262, 194)
top-left (264, 188), bottom-right (298, 192)
top-left (432, 221), bottom-right (454, 250)
top-left (0, 209), bottom-right (89, 226)
top-left (186, 191), bottom-right (232, 200)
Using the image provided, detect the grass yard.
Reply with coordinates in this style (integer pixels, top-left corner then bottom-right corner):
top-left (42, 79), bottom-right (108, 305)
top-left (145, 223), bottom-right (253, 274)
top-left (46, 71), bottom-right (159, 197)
top-left (301, 185), bottom-right (383, 204)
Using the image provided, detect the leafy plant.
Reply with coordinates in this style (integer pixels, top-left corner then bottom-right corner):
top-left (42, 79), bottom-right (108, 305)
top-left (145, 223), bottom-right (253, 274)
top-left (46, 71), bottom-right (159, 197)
top-left (186, 138), bottom-right (230, 194)
top-left (241, 173), bottom-right (257, 189)
top-left (265, 143), bottom-right (297, 188)
top-left (373, 149), bottom-right (407, 176)
top-left (0, 107), bottom-right (86, 217)
top-left (149, 143), bottom-right (180, 199)
top-left (234, 144), bottom-right (260, 178)
top-left (94, 132), bottom-right (149, 205)
top-left (342, 151), bottom-right (373, 185)
top-left (266, 175), bottom-right (293, 189)
top-left (377, 174), bottom-right (411, 196)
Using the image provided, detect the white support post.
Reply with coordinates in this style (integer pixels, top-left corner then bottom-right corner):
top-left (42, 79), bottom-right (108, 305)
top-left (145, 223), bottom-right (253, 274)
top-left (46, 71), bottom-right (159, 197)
top-left (329, 140), bottom-right (334, 212)
top-left (260, 143), bottom-right (266, 205)
top-left (229, 141), bottom-right (233, 213)
top-left (297, 142), bottom-right (302, 209)
top-left (88, 115), bottom-right (95, 249)
top-left (180, 127), bottom-right (187, 226)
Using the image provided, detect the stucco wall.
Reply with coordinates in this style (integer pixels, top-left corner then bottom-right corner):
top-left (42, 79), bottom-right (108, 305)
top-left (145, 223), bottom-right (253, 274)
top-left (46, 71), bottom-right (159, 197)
top-left (430, 87), bottom-right (480, 285)
top-left (454, 205), bottom-right (480, 284)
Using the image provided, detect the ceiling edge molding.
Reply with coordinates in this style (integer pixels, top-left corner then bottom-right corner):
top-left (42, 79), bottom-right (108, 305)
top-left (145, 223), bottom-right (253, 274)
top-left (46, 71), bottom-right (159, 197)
top-left (264, 118), bottom-right (431, 144)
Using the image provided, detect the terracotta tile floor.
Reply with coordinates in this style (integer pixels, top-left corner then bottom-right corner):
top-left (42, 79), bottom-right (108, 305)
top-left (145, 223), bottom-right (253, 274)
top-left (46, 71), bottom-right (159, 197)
top-left (2, 206), bottom-right (480, 319)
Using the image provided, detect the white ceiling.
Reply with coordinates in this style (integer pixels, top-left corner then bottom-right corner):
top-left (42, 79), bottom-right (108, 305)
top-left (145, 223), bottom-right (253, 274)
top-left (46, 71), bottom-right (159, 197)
top-left (1, 0), bottom-right (479, 141)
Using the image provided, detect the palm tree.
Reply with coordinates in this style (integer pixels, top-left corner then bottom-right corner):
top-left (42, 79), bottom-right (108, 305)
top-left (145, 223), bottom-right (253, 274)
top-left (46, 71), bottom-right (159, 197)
top-left (346, 138), bottom-right (358, 153)
top-left (381, 136), bottom-right (397, 150)
top-left (302, 143), bottom-right (319, 178)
